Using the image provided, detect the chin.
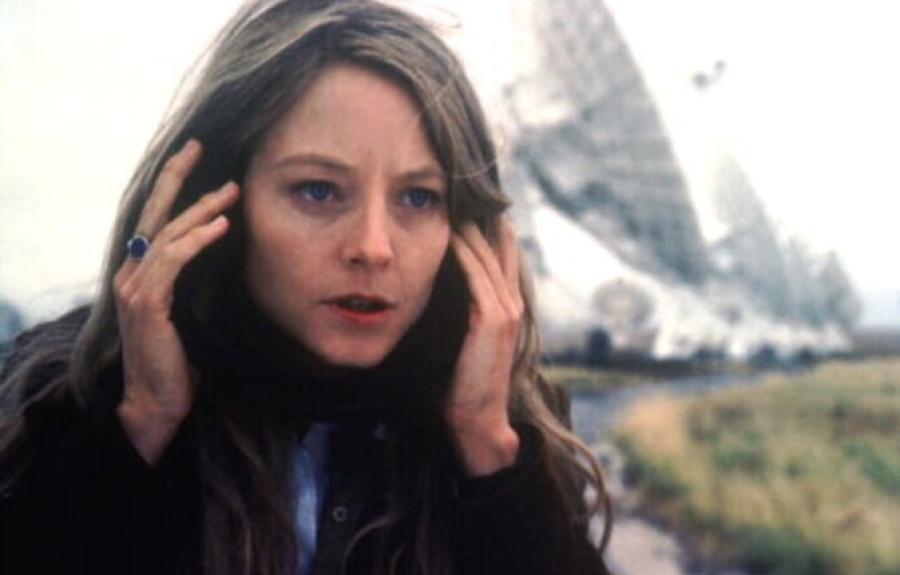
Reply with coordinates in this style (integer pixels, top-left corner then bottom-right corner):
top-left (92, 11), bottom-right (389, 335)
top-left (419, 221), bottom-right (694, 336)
top-left (313, 342), bottom-right (393, 370)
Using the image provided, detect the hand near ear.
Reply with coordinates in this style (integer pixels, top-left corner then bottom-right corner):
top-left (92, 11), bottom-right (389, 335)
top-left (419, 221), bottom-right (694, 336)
top-left (114, 140), bottom-right (239, 465)
top-left (447, 217), bottom-right (524, 476)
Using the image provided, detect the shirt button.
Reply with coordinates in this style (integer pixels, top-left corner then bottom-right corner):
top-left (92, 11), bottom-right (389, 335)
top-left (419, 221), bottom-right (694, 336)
top-left (331, 505), bottom-right (349, 523)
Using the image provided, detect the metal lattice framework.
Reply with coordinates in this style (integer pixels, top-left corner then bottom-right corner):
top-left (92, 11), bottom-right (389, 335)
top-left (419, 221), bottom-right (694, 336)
top-left (515, 0), bottom-right (710, 284)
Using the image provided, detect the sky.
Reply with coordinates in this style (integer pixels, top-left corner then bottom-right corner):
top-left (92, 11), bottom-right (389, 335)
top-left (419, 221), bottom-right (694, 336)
top-left (604, 0), bottom-right (900, 327)
top-left (1, 0), bottom-right (898, 327)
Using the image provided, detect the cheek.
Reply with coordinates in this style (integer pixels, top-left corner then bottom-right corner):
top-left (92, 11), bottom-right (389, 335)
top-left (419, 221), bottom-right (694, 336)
top-left (246, 236), bottom-right (317, 300)
top-left (408, 233), bottom-right (451, 300)
top-left (244, 213), bottom-right (314, 309)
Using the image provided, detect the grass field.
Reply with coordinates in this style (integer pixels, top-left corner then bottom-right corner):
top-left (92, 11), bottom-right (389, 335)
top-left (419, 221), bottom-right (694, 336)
top-left (614, 359), bottom-right (900, 575)
top-left (542, 364), bottom-right (650, 392)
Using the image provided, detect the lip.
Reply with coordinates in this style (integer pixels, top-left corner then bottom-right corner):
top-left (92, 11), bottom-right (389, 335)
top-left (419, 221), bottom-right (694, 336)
top-left (323, 293), bottom-right (397, 326)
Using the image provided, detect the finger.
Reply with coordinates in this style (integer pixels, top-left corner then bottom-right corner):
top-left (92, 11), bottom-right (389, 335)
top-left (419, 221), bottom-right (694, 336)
top-left (496, 217), bottom-right (523, 310)
top-left (116, 238), bottom-right (156, 298)
top-left (154, 181), bottom-right (239, 245)
top-left (451, 233), bottom-right (503, 318)
top-left (116, 254), bottom-right (141, 288)
top-left (119, 179), bottom-right (236, 288)
top-left (459, 223), bottom-right (518, 316)
top-left (125, 215), bottom-right (230, 311)
top-left (136, 139), bottom-right (203, 237)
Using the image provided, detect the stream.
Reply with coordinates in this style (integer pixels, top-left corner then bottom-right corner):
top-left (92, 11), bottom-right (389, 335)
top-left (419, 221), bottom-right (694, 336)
top-left (570, 373), bottom-right (763, 575)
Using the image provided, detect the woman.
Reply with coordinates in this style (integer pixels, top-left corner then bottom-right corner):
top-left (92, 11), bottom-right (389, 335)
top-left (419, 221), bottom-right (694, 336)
top-left (0, 1), bottom-right (612, 573)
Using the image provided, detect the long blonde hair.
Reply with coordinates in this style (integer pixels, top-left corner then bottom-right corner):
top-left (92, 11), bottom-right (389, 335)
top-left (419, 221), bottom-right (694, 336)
top-left (2, 1), bottom-right (611, 573)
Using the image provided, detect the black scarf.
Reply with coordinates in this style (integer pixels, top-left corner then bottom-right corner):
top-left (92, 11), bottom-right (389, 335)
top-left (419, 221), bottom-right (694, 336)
top-left (174, 257), bottom-right (468, 424)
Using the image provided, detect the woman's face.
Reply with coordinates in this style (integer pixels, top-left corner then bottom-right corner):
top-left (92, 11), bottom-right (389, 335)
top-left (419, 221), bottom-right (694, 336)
top-left (243, 64), bottom-right (451, 368)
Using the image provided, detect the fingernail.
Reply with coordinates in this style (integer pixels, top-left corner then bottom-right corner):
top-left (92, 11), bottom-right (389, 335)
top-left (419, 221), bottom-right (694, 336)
top-left (183, 139), bottom-right (200, 154)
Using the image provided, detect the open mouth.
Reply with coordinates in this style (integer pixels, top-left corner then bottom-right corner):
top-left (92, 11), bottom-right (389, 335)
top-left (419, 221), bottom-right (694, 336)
top-left (329, 295), bottom-right (393, 314)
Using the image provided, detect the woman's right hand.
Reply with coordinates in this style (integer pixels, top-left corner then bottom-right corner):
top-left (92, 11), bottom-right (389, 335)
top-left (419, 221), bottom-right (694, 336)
top-left (114, 139), bottom-right (240, 465)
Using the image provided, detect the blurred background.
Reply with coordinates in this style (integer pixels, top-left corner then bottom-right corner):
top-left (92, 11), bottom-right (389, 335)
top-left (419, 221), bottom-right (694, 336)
top-left (2, 1), bottom-right (898, 573)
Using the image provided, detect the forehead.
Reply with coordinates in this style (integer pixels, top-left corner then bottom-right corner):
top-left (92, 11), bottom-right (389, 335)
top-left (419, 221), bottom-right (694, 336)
top-left (255, 63), bottom-right (439, 169)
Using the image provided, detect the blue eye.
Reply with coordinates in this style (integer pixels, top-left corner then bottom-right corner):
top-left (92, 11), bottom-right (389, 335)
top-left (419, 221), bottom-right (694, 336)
top-left (404, 188), bottom-right (442, 209)
top-left (293, 181), bottom-right (335, 202)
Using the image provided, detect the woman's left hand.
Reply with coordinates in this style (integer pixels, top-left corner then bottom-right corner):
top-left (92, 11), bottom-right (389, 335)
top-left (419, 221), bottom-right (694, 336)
top-left (446, 217), bottom-right (524, 476)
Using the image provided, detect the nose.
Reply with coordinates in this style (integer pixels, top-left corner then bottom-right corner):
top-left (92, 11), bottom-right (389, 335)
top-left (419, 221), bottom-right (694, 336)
top-left (340, 196), bottom-right (394, 269)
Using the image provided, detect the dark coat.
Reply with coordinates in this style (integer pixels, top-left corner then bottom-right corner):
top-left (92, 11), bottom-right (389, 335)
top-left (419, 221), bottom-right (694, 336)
top-left (0, 318), bottom-right (611, 575)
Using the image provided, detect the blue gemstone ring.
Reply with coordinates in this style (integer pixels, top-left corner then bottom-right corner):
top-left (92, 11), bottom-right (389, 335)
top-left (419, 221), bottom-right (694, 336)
top-left (126, 234), bottom-right (151, 260)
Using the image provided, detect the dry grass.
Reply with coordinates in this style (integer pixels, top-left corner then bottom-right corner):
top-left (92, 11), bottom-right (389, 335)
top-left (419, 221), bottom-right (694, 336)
top-left (615, 359), bottom-right (900, 575)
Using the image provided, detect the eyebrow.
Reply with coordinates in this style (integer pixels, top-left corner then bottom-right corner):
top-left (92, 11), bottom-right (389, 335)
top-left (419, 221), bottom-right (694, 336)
top-left (270, 152), bottom-right (353, 174)
top-left (270, 152), bottom-right (445, 186)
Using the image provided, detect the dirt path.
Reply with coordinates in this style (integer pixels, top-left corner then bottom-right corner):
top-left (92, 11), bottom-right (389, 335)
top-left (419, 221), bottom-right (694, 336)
top-left (590, 440), bottom-right (693, 575)
top-left (606, 517), bottom-right (687, 575)
top-left (571, 376), bottom-right (760, 575)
